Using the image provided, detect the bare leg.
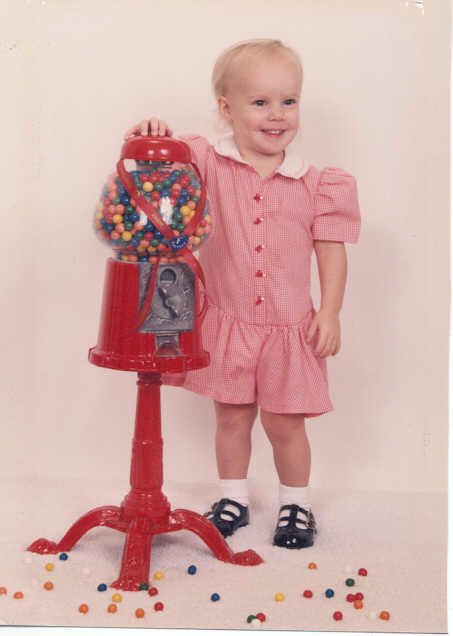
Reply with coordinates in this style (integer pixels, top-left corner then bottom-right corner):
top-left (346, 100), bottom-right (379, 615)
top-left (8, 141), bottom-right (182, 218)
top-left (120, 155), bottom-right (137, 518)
top-left (260, 410), bottom-right (310, 486)
top-left (214, 401), bottom-right (258, 479)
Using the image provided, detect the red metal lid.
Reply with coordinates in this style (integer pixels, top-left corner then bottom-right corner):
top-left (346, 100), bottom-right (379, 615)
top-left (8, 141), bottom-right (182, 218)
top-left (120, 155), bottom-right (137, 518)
top-left (120, 136), bottom-right (191, 163)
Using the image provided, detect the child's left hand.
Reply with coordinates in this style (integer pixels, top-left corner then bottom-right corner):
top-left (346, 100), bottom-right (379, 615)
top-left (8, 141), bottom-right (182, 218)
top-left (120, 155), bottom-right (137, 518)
top-left (306, 309), bottom-right (341, 357)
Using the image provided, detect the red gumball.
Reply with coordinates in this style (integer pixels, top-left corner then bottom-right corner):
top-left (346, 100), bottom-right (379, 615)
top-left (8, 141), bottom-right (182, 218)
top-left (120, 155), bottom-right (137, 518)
top-left (358, 568), bottom-right (368, 576)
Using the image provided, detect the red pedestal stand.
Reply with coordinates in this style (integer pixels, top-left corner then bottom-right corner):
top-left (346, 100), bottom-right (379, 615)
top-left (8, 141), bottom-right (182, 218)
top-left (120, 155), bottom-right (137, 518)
top-left (28, 371), bottom-right (262, 588)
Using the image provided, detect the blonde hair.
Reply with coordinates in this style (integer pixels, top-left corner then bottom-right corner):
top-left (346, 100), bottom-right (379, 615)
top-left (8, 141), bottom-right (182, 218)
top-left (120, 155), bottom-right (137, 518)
top-left (212, 38), bottom-right (303, 99)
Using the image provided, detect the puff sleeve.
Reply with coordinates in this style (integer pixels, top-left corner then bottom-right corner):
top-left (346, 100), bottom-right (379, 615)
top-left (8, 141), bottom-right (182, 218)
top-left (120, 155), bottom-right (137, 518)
top-left (178, 134), bottom-right (211, 184)
top-left (311, 167), bottom-right (361, 243)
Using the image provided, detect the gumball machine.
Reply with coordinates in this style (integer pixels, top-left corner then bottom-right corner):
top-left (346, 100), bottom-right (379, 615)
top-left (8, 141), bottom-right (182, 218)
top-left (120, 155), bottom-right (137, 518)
top-left (27, 136), bottom-right (262, 589)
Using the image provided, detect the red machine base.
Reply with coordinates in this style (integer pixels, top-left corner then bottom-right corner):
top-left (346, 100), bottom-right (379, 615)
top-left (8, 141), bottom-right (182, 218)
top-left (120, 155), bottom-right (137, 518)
top-left (27, 505), bottom-right (261, 590)
top-left (27, 372), bottom-right (262, 588)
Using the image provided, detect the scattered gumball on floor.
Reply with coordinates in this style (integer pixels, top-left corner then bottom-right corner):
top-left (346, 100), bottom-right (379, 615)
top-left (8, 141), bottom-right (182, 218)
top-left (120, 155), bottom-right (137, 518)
top-left (247, 615), bottom-right (256, 623)
top-left (358, 568), bottom-right (367, 576)
top-left (0, 588), bottom-right (6, 596)
top-left (97, 584), bottom-right (107, 592)
top-left (43, 582), bottom-right (54, 591)
top-left (325, 589), bottom-right (334, 598)
top-left (346, 593), bottom-right (355, 602)
top-left (112, 593), bottom-right (122, 603)
top-left (45, 563), bottom-right (54, 571)
top-left (303, 590), bottom-right (313, 598)
top-left (308, 562), bottom-right (317, 569)
top-left (107, 604), bottom-right (117, 614)
top-left (333, 611), bottom-right (343, 621)
top-left (275, 593), bottom-right (285, 602)
top-left (187, 565), bottom-right (197, 575)
top-left (211, 593), bottom-right (220, 602)
top-left (154, 602), bottom-right (164, 612)
top-left (13, 592), bottom-right (23, 599)
top-left (256, 613), bottom-right (266, 622)
top-left (148, 587), bottom-right (158, 596)
top-left (380, 610), bottom-right (390, 620)
top-left (78, 604), bottom-right (88, 614)
top-left (139, 582), bottom-right (149, 590)
top-left (355, 592), bottom-right (364, 600)
top-left (135, 608), bottom-right (145, 618)
top-left (59, 553), bottom-right (68, 561)
top-left (354, 599), bottom-right (363, 609)
top-left (154, 571), bottom-right (164, 580)
top-left (345, 578), bottom-right (355, 587)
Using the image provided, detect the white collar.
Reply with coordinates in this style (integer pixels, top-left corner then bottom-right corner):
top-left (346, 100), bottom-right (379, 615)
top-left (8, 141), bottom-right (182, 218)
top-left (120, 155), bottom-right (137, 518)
top-left (213, 132), bottom-right (309, 179)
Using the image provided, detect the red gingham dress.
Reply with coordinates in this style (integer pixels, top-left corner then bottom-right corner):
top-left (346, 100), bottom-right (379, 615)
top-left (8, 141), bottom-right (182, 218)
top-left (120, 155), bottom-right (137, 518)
top-left (164, 134), bottom-right (361, 416)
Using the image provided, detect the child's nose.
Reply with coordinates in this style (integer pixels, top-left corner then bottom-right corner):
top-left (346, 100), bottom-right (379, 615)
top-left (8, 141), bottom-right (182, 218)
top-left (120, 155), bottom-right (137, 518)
top-left (269, 105), bottom-right (284, 120)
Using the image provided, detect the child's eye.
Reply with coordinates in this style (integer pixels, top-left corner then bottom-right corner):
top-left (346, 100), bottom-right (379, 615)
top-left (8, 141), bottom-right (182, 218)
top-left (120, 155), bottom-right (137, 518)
top-left (253, 100), bottom-right (266, 106)
top-left (283, 98), bottom-right (297, 105)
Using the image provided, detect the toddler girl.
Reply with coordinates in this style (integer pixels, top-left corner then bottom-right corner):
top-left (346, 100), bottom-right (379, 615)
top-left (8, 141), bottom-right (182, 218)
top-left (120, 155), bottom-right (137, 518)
top-left (124, 39), bottom-right (361, 549)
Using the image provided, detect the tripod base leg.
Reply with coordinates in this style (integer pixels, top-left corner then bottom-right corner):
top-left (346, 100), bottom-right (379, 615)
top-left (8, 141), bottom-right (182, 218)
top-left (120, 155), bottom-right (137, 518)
top-left (27, 506), bottom-right (124, 554)
top-left (111, 517), bottom-right (153, 590)
top-left (169, 509), bottom-right (263, 565)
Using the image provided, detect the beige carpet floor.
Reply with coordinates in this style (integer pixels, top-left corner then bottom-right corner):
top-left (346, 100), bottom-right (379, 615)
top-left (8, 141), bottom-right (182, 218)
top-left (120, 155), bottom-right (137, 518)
top-left (0, 477), bottom-right (447, 634)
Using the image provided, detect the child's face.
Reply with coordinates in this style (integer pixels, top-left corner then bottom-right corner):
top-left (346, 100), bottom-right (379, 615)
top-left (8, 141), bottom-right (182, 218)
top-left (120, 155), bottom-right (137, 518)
top-left (218, 51), bottom-right (301, 163)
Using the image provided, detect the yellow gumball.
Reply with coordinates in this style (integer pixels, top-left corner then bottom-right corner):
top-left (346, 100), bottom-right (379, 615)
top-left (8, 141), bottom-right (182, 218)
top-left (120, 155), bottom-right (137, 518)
top-left (113, 214), bottom-right (123, 224)
top-left (180, 205), bottom-right (191, 216)
top-left (45, 563), bottom-right (54, 571)
top-left (142, 182), bottom-right (153, 192)
top-left (154, 571), bottom-right (164, 580)
top-left (112, 593), bottom-right (122, 603)
top-left (275, 592), bottom-right (285, 602)
top-left (121, 231), bottom-right (132, 241)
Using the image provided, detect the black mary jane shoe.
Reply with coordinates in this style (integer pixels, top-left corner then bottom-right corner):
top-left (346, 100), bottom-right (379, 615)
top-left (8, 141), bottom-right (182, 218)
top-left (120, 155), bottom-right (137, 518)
top-left (203, 498), bottom-right (249, 538)
top-left (273, 504), bottom-right (317, 549)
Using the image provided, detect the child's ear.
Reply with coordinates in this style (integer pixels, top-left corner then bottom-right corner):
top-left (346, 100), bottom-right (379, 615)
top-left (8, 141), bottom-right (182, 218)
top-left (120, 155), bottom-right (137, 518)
top-left (217, 96), bottom-right (231, 122)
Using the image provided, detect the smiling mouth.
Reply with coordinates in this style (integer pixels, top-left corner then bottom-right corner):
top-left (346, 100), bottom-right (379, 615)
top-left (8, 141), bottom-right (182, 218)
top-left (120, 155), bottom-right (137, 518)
top-left (261, 129), bottom-right (286, 136)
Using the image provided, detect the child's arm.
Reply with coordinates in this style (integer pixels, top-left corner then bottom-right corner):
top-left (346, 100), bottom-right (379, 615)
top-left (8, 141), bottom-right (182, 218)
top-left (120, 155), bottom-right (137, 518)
top-left (306, 240), bottom-right (347, 358)
top-left (124, 118), bottom-right (173, 139)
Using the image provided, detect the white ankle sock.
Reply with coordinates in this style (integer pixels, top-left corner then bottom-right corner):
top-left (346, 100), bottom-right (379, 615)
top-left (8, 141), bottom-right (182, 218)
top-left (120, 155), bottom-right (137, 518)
top-left (219, 479), bottom-right (249, 507)
top-left (279, 484), bottom-right (311, 510)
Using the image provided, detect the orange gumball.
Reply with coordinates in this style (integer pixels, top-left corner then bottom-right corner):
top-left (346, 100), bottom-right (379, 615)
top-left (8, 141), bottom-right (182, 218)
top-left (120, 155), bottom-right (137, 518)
top-left (135, 608), bottom-right (145, 618)
top-left (78, 604), bottom-right (89, 614)
top-left (380, 611), bottom-right (390, 620)
top-left (353, 599), bottom-right (363, 609)
top-left (107, 603), bottom-right (117, 613)
top-left (44, 581), bottom-right (54, 590)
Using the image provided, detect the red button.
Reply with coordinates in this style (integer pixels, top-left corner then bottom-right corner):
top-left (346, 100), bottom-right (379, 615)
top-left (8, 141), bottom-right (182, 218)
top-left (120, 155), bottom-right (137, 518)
top-left (253, 194), bottom-right (263, 202)
top-left (254, 217), bottom-right (264, 224)
top-left (255, 245), bottom-right (264, 252)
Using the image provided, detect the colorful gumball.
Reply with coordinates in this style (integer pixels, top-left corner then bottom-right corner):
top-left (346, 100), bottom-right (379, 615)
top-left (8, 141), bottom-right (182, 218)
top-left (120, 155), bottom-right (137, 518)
top-left (94, 138), bottom-right (212, 260)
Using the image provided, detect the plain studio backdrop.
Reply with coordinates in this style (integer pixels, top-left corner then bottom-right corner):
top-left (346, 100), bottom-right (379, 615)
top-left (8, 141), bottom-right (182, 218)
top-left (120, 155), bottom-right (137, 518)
top-left (0, 0), bottom-right (449, 631)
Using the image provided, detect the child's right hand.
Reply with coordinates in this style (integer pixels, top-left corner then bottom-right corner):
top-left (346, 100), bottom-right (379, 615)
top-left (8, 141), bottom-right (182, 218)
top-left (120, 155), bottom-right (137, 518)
top-left (124, 118), bottom-right (173, 139)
